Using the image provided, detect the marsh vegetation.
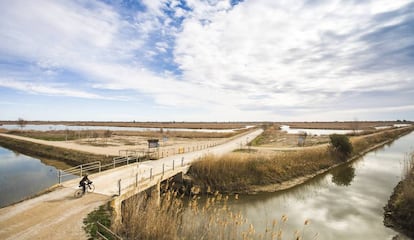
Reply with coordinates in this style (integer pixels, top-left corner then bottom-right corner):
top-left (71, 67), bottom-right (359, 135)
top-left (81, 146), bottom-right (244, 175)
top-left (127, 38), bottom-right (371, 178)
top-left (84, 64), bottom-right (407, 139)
top-left (384, 151), bottom-right (414, 238)
top-left (114, 189), bottom-right (314, 240)
top-left (189, 126), bottom-right (413, 193)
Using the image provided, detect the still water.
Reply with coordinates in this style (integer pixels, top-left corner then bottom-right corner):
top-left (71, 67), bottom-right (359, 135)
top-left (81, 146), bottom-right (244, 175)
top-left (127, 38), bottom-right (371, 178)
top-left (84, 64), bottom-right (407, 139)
top-left (0, 147), bottom-right (75, 208)
top-left (280, 125), bottom-right (358, 135)
top-left (225, 132), bottom-right (414, 239)
top-left (0, 124), bottom-right (242, 133)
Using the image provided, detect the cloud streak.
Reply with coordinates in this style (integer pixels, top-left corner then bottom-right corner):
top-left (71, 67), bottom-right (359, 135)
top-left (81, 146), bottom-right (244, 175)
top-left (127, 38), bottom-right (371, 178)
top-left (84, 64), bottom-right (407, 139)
top-left (0, 0), bottom-right (413, 121)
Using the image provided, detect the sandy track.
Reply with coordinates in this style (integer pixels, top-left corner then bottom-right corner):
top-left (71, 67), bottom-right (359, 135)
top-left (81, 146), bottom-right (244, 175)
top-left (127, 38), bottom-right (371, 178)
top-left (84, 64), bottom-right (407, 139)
top-left (0, 186), bottom-right (110, 240)
top-left (0, 133), bottom-right (125, 156)
top-left (0, 129), bottom-right (263, 239)
top-left (0, 133), bottom-right (224, 157)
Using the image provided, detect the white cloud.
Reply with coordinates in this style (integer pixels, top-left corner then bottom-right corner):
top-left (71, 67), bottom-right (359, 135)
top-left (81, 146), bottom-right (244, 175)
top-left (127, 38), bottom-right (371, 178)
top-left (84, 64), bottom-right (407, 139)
top-left (0, 0), bottom-right (413, 121)
top-left (0, 78), bottom-right (106, 99)
top-left (174, 0), bottom-right (414, 113)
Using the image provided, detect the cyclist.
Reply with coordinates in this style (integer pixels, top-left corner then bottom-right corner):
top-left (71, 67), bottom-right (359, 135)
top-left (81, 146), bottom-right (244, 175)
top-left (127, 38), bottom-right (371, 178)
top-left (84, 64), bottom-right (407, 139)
top-left (79, 174), bottom-right (92, 194)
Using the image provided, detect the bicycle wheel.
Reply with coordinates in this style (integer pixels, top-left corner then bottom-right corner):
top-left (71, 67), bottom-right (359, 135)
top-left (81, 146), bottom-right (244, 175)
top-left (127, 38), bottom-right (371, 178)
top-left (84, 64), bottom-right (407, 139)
top-left (74, 189), bottom-right (83, 198)
top-left (87, 184), bottom-right (95, 193)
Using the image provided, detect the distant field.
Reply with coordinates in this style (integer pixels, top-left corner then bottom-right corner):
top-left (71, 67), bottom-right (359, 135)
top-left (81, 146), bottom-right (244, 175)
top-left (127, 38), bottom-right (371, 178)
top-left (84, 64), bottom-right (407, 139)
top-left (278, 121), bottom-right (410, 130)
top-left (1, 120), bottom-right (410, 131)
top-left (0, 121), bottom-right (254, 129)
top-left (4, 129), bottom-right (244, 141)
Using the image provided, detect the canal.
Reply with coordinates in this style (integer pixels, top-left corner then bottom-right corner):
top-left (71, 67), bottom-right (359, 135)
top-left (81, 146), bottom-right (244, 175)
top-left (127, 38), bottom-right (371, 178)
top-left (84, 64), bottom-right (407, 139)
top-left (0, 147), bottom-right (76, 208)
top-left (1, 130), bottom-right (413, 238)
top-left (224, 132), bottom-right (414, 239)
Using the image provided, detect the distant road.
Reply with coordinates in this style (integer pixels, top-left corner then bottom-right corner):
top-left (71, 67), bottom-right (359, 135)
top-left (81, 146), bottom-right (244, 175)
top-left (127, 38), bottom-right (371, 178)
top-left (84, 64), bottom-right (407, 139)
top-left (0, 129), bottom-right (263, 240)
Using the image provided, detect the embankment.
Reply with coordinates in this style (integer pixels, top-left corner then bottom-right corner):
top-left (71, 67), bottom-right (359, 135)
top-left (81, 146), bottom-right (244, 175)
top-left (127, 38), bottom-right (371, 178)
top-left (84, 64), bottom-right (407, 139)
top-left (384, 153), bottom-right (414, 238)
top-left (0, 134), bottom-right (112, 166)
top-left (187, 127), bottom-right (413, 194)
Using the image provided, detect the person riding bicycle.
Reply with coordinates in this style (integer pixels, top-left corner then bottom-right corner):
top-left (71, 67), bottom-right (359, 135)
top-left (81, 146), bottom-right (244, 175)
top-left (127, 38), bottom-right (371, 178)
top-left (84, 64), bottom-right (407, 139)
top-left (79, 174), bottom-right (92, 194)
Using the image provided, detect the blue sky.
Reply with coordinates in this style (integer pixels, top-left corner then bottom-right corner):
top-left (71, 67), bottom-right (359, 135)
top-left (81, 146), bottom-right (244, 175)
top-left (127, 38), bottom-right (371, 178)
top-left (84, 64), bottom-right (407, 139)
top-left (1, 0), bottom-right (414, 122)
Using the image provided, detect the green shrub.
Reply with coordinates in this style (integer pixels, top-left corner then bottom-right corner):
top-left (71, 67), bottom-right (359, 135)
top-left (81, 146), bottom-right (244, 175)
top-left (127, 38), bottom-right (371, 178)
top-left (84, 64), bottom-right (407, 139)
top-left (329, 134), bottom-right (353, 161)
top-left (83, 204), bottom-right (113, 240)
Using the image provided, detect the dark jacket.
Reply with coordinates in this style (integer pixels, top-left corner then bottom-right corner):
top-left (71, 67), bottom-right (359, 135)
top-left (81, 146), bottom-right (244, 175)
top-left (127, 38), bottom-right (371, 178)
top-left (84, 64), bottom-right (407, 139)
top-left (79, 176), bottom-right (91, 186)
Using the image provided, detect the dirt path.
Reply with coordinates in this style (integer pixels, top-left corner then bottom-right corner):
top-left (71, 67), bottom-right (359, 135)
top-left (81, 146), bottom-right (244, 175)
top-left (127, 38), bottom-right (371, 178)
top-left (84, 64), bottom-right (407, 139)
top-left (0, 186), bottom-right (110, 240)
top-left (0, 133), bottom-right (224, 157)
top-left (0, 129), bottom-right (263, 239)
top-left (0, 133), bottom-right (125, 156)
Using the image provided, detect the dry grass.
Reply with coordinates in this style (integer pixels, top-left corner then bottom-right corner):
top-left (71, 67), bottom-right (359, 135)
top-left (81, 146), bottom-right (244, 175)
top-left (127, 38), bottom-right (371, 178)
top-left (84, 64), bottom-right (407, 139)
top-left (113, 129), bottom-right (245, 139)
top-left (118, 189), bottom-right (315, 240)
top-left (250, 124), bottom-right (330, 147)
top-left (279, 121), bottom-right (407, 130)
top-left (6, 128), bottom-right (242, 141)
top-left (0, 134), bottom-right (113, 166)
top-left (351, 127), bottom-right (412, 154)
top-left (190, 127), bottom-right (414, 193)
top-left (189, 147), bottom-right (333, 193)
top-left (384, 151), bottom-right (414, 237)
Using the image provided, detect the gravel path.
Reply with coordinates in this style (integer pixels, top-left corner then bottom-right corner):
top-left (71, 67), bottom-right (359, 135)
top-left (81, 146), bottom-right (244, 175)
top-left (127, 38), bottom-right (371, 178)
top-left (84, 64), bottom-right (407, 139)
top-left (0, 129), bottom-right (263, 239)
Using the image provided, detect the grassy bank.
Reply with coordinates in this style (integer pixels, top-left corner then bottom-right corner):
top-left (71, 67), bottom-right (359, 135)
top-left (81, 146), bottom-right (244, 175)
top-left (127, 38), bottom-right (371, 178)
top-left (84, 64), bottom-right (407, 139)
top-left (0, 134), bottom-right (112, 166)
top-left (188, 127), bottom-right (413, 193)
top-left (6, 128), bottom-right (244, 141)
top-left (112, 189), bottom-right (314, 240)
top-left (384, 152), bottom-right (414, 238)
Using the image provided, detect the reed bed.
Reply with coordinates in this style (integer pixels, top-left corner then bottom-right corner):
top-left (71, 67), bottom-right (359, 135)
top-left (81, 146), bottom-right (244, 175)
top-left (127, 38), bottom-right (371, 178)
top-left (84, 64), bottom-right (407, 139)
top-left (189, 147), bottom-right (333, 193)
top-left (0, 134), bottom-right (112, 166)
top-left (384, 151), bottom-right (414, 237)
top-left (190, 127), bottom-right (414, 193)
top-left (279, 121), bottom-right (405, 130)
top-left (351, 127), bottom-right (412, 154)
top-left (118, 189), bottom-right (315, 240)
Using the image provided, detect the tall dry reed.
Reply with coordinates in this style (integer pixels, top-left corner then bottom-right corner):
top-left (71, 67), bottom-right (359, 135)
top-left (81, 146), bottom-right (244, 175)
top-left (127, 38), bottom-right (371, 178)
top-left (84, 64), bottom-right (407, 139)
top-left (119, 189), bottom-right (315, 240)
top-left (189, 147), bottom-right (333, 193)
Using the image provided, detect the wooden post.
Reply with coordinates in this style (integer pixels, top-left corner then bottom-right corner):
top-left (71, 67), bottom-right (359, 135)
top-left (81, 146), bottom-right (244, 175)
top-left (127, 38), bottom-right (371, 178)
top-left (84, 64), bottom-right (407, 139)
top-left (118, 179), bottom-right (121, 196)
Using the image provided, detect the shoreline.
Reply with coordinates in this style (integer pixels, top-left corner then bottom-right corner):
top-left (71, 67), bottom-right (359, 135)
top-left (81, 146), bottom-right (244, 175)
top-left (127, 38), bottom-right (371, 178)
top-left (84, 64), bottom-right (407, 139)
top-left (0, 134), bottom-right (113, 166)
top-left (244, 137), bottom-right (397, 194)
top-left (186, 127), bottom-right (413, 195)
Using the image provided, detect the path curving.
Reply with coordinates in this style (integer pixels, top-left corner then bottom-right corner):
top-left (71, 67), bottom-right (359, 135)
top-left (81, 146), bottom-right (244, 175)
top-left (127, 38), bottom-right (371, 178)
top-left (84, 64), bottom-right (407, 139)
top-left (0, 129), bottom-right (263, 240)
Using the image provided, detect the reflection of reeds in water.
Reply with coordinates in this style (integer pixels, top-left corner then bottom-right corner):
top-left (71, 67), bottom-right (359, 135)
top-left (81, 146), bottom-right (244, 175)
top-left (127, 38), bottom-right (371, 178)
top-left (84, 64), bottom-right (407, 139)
top-left (119, 189), bottom-right (316, 240)
top-left (401, 152), bottom-right (414, 204)
top-left (189, 127), bottom-right (413, 193)
top-left (402, 151), bottom-right (414, 180)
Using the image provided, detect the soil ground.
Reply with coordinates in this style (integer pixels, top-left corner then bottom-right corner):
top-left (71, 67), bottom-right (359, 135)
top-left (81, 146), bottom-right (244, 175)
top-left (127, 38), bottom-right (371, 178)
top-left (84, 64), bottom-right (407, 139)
top-left (0, 186), bottom-right (110, 240)
top-left (0, 133), bottom-right (223, 157)
top-left (0, 129), bottom-right (263, 240)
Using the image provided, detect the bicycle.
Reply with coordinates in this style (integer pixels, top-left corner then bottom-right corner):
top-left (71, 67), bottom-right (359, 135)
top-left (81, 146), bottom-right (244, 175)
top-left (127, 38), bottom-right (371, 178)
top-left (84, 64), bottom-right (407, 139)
top-left (74, 182), bottom-right (95, 198)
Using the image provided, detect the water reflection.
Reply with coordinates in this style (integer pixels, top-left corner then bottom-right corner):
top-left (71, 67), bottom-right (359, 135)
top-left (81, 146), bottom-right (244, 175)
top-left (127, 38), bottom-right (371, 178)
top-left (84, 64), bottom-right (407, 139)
top-left (331, 165), bottom-right (356, 186)
top-left (219, 132), bottom-right (414, 239)
top-left (0, 147), bottom-right (75, 208)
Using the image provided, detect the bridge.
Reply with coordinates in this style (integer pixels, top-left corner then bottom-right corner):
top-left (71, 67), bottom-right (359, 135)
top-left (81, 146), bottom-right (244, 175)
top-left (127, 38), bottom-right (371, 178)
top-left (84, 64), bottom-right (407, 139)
top-left (0, 129), bottom-right (263, 240)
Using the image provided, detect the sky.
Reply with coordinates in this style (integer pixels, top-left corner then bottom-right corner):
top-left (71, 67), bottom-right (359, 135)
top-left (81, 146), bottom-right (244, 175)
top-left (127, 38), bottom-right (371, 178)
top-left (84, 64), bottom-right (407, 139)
top-left (1, 0), bottom-right (414, 122)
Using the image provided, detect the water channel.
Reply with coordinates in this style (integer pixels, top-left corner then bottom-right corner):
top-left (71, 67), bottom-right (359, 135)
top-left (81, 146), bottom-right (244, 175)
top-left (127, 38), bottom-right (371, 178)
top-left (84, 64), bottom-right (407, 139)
top-left (0, 124), bottom-right (246, 133)
top-left (223, 132), bottom-right (414, 239)
top-left (0, 147), bottom-right (76, 208)
top-left (1, 130), bottom-right (413, 238)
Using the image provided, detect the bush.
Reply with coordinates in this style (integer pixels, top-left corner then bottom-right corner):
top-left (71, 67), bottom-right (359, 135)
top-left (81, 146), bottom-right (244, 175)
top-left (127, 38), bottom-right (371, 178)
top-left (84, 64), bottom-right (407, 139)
top-left (83, 204), bottom-right (113, 240)
top-left (329, 134), bottom-right (353, 161)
